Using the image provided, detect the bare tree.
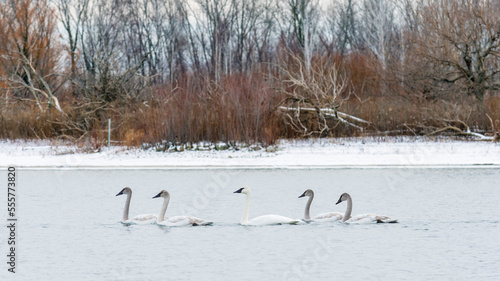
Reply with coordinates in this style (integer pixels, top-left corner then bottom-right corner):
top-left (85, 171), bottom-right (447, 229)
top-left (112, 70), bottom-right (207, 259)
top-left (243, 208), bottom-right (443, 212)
top-left (278, 53), bottom-right (369, 135)
top-left (193, 0), bottom-right (236, 81)
top-left (358, 0), bottom-right (397, 70)
top-left (278, 0), bottom-right (320, 73)
top-left (57, 0), bottom-right (87, 93)
top-left (412, 0), bottom-right (500, 101)
top-left (1, 52), bottom-right (64, 113)
top-left (232, 0), bottom-right (262, 72)
top-left (323, 0), bottom-right (359, 55)
top-left (250, 0), bottom-right (278, 69)
top-left (121, 0), bottom-right (188, 84)
top-left (75, 0), bottom-right (153, 103)
top-left (0, 0), bottom-right (64, 112)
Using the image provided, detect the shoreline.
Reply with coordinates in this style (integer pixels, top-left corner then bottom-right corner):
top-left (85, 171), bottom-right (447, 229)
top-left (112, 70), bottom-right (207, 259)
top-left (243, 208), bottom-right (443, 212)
top-left (10, 165), bottom-right (500, 170)
top-left (2, 137), bottom-right (500, 168)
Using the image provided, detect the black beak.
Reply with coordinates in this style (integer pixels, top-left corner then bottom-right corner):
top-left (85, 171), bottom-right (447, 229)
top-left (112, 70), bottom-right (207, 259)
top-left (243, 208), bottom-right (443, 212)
top-left (335, 196), bottom-right (342, 205)
top-left (298, 191), bottom-right (306, 198)
top-left (153, 191), bottom-right (162, 198)
top-left (116, 189), bottom-right (124, 196)
top-left (233, 188), bottom-right (244, 193)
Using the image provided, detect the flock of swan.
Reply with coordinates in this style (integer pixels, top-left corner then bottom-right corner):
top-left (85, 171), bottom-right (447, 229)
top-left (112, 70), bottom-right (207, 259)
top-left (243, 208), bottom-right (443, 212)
top-left (116, 186), bottom-right (397, 226)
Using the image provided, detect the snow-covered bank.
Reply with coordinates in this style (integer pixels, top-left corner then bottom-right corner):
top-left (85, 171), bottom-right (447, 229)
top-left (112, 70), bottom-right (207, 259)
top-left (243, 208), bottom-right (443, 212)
top-left (1, 138), bottom-right (500, 168)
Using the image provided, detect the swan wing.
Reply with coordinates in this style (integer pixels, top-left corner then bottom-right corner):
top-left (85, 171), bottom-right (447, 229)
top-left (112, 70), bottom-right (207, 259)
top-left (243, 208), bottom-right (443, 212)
top-left (188, 216), bottom-right (214, 226)
top-left (158, 216), bottom-right (213, 226)
top-left (313, 212), bottom-right (343, 221)
top-left (131, 214), bottom-right (157, 221)
top-left (347, 214), bottom-right (398, 224)
top-left (121, 214), bottom-right (158, 224)
top-left (244, 214), bottom-right (300, 226)
top-left (373, 215), bottom-right (398, 223)
top-left (158, 216), bottom-right (192, 226)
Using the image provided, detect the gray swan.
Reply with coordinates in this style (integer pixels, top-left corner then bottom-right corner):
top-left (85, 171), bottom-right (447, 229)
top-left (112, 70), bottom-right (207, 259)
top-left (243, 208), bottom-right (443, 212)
top-left (116, 187), bottom-right (157, 224)
top-left (299, 189), bottom-right (343, 221)
top-left (152, 190), bottom-right (213, 226)
top-left (336, 192), bottom-right (398, 223)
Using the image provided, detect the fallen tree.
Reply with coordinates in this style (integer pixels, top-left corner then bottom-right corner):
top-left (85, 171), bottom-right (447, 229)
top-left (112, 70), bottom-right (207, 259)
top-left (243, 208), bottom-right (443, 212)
top-left (277, 53), bottom-right (370, 135)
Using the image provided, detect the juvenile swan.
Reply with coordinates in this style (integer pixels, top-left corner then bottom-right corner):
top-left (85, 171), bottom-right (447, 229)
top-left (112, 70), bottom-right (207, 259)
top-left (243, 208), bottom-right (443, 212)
top-left (234, 187), bottom-right (300, 226)
top-left (299, 189), bottom-right (343, 221)
top-left (152, 190), bottom-right (213, 226)
top-left (116, 187), bottom-right (157, 224)
top-left (335, 192), bottom-right (398, 223)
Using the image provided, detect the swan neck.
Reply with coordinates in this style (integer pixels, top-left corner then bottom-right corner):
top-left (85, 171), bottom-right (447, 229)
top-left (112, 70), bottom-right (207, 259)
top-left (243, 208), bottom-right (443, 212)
top-left (304, 193), bottom-right (313, 220)
top-left (123, 192), bottom-right (131, 221)
top-left (342, 194), bottom-right (353, 222)
top-left (242, 192), bottom-right (251, 224)
top-left (157, 196), bottom-right (170, 223)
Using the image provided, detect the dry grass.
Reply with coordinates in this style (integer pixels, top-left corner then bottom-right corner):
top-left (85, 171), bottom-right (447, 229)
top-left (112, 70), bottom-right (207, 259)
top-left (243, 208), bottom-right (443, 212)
top-left (114, 72), bottom-right (284, 147)
top-left (0, 58), bottom-right (494, 148)
top-left (484, 91), bottom-right (500, 132)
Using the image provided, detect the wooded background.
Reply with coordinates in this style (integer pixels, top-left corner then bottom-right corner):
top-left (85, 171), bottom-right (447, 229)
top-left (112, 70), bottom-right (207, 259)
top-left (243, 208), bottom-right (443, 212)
top-left (1, 0), bottom-right (499, 147)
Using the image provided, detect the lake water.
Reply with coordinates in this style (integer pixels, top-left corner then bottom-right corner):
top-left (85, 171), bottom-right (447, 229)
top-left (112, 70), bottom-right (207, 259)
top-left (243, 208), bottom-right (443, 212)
top-left (1, 167), bottom-right (499, 280)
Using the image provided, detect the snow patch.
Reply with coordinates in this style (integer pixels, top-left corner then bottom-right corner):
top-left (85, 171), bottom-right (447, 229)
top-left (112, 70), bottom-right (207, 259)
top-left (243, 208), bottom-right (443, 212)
top-left (1, 137), bottom-right (500, 168)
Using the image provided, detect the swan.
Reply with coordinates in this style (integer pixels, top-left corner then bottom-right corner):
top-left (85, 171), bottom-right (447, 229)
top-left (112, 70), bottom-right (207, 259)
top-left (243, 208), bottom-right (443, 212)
top-left (233, 186), bottom-right (300, 226)
top-left (299, 189), bottom-right (343, 221)
top-left (152, 190), bottom-right (213, 226)
top-left (335, 192), bottom-right (398, 223)
top-left (116, 187), bottom-right (158, 224)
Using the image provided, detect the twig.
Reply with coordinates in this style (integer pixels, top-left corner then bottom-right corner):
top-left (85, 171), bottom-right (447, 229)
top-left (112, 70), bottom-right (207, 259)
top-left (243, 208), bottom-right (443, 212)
top-left (278, 106), bottom-right (369, 131)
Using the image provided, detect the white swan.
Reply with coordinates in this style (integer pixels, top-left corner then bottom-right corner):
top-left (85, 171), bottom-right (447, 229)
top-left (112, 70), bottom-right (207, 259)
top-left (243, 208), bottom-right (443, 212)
top-left (152, 190), bottom-right (213, 226)
top-left (116, 187), bottom-right (158, 224)
top-left (299, 189), bottom-right (343, 222)
top-left (335, 192), bottom-right (398, 223)
top-left (233, 187), bottom-right (300, 226)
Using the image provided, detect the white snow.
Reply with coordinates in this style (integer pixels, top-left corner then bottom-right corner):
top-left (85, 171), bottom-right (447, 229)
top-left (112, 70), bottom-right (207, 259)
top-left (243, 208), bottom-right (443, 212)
top-left (1, 137), bottom-right (500, 168)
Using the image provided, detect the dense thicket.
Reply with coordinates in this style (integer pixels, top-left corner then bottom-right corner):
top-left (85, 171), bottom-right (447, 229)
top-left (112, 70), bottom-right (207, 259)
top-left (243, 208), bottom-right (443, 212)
top-left (1, 0), bottom-right (499, 147)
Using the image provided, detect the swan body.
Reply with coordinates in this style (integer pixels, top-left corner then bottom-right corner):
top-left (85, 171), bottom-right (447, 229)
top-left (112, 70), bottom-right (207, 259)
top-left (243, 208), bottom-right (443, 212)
top-left (234, 187), bottom-right (300, 226)
top-left (335, 192), bottom-right (398, 223)
top-left (242, 214), bottom-right (299, 226)
top-left (155, 215), bottom-right (213, 227)
top-left (345, 214), bottom-right (396, 224)
top-left (116, 187), bottom-right (159, 224)
top-left (311, 212), bottom-right (343, 221)
top-left (299, 189), bottom-right (343, 222)
top-left (129, 214), bottom-right (157, 222)
top-left (153, 190), bottom-right (213, 226)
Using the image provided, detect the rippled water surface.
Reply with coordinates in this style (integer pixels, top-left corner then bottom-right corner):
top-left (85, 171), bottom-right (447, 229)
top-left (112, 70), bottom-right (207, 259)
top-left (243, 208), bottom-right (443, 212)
top-left (2, 167), bottom-right (500, 280)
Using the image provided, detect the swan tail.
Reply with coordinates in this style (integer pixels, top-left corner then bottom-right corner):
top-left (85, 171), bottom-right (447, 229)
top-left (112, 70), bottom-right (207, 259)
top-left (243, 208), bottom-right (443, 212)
top-left (187, 216), bottom-right (213, 226)
top-left (376, 219), bottom-right (398, 223)
top-left (283, 219), bottom-right (300, 225)
top-left (196, 221), bottom-right (214, 226)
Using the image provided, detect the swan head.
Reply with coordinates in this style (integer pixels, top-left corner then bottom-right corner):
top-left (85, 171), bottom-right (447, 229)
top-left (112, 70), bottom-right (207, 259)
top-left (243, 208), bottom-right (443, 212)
top-left (298, 189), bottom-right (314, 198)
top-left (116, 187), bottom-right (132, 196)
top-left (233, 186), bottom-right (251, 194)
top-left (336, 193), bottom-right (349, 205)
top-left (153, 190), bottom-right (170, 199)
